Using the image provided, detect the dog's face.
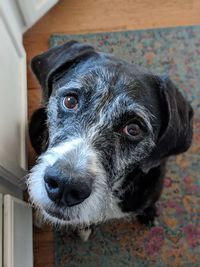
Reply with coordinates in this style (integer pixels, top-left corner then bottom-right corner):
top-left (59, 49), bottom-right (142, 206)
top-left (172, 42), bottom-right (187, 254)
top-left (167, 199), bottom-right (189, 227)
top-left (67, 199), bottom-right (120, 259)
top-left (28, 41), bottom-right (193, 227)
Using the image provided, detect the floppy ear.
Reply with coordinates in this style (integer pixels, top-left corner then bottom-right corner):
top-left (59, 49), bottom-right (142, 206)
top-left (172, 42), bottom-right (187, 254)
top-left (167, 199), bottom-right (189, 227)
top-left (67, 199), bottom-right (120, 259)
top-left (141, 76), bottom-right (193, 172)
top-left (31, 40), bottom-right (96, 100)
top-left (29, 107), bottom-right (48, 155)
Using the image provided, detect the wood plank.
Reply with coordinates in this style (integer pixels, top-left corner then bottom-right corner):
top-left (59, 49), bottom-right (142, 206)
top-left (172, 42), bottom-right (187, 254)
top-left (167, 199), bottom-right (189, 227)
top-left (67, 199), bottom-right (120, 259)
top-left (33, 226), bottom-right (54, 267)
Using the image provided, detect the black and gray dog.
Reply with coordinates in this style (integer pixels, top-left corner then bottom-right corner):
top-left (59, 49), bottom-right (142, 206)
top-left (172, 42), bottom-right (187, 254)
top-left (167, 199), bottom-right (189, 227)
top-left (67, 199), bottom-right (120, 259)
top-left (28, 41), bottom-right (193, 240)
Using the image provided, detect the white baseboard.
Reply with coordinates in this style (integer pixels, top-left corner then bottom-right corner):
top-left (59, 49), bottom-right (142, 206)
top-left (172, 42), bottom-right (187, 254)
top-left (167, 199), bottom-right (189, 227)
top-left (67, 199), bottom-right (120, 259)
top-left (4, 195), bottom-right (33, 267)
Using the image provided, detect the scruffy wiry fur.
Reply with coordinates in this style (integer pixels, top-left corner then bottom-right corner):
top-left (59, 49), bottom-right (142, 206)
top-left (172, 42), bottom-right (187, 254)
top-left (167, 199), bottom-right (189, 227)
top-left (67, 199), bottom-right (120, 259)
top-left (28, 41), bottom-right (193, 234)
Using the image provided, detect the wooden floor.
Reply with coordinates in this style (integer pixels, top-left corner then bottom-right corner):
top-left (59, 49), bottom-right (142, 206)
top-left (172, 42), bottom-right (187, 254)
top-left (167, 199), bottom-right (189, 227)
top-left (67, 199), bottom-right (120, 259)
top-left (23, 0), bottom-right (200, 266)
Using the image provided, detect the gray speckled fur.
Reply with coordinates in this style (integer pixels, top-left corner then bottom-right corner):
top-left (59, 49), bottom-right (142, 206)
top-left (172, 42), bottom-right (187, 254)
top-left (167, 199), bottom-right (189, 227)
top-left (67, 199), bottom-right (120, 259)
top-left (28, 41), bottom-right (193, 229)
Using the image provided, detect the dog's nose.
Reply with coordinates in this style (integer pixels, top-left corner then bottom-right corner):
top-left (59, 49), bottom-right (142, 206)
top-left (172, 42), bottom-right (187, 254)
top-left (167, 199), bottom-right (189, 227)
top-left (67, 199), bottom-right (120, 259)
top-left (44, 167), bottom-right (91, 207)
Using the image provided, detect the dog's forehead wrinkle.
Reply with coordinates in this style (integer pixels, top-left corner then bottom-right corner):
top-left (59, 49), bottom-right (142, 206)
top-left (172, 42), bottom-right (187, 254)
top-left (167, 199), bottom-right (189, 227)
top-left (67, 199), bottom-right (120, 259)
top-left (56, 81), bottom-right (82, 93)
top-left (56, 65), bottom-right (135, 95)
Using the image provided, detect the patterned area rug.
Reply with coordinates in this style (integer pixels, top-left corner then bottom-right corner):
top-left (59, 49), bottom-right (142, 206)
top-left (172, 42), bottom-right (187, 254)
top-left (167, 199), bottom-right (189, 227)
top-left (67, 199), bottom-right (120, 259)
top-left (50, 26), bottom-right (200, 267)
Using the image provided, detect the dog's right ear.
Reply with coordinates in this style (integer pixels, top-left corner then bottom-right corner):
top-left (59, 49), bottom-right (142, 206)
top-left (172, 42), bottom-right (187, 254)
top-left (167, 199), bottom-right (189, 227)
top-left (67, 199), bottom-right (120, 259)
top-left (31, 41), bottom-right (96, 100)
top-left (29, 107), bottom-right (48, 155)
top-left (140, 75), bottom-right (193, 173)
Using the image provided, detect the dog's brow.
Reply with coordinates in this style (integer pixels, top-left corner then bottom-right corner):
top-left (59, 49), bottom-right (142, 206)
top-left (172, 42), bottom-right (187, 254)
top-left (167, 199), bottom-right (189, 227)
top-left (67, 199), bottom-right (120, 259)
top-left (114, 97), bottom-right (154, 133)
top-left (58, 81), bottom-right (82, 92)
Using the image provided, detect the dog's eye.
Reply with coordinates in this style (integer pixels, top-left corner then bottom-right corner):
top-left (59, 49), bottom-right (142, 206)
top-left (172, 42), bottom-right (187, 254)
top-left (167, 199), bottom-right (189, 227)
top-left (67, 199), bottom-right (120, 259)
top-left (63, 95), bottom-right (78, 110)
top-left (123, 123), bottom-right (141, 137)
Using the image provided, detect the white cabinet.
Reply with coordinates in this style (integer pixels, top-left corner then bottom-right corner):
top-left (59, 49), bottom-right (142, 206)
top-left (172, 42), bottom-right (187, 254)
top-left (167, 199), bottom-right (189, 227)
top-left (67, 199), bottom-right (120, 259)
top-left (0, 1), bottom-right (27, 188)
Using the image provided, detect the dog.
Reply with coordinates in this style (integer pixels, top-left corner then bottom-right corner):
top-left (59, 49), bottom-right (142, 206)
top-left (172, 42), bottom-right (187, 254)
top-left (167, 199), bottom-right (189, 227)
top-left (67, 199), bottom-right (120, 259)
top-left (28, 40), bottom-right (193, 240)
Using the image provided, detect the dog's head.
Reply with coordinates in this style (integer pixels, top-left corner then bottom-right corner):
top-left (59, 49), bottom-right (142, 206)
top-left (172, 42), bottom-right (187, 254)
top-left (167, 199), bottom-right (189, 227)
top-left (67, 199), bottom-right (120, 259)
top-left (28, 41), bottom-right (193, 227)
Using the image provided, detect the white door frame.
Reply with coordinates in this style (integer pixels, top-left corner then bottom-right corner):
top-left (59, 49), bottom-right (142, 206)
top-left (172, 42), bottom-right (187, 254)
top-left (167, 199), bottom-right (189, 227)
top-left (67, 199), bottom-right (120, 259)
top-left (0, 2), bottom-right (27, 189)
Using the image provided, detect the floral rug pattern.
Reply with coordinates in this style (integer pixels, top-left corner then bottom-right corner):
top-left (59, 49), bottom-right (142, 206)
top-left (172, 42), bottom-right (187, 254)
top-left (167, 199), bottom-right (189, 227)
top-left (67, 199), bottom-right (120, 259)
top-left (50, 26), bottom-right (200, 267)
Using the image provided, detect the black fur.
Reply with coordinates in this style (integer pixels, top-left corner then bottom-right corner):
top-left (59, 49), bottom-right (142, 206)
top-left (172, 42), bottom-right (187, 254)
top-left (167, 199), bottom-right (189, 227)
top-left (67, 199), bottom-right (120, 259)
top-left (29, 107), bottom-right (48, 155)
top-left (28, 41), bottom-right (193, 228)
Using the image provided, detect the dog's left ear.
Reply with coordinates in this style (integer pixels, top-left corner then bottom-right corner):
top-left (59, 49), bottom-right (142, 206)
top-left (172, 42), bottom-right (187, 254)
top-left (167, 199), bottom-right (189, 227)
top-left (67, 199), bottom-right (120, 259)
top-left (29, 107), bottom-right (48, 155)
top-left (31, 41), bottom-right (96, 100)
top-left (141, 76), bottom-right (193, 172)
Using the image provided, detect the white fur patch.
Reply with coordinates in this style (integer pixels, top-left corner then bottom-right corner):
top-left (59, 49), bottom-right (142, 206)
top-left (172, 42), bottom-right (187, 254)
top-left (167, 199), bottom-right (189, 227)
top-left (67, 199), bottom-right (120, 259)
top-left (78, 228), bottom-right (92, 241)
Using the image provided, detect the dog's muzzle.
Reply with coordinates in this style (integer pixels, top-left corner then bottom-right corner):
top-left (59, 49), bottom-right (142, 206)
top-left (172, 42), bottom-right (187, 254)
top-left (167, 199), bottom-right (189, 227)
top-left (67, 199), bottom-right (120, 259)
top-left (28, 138), bottom-right (110, 225)
top-left (42, 139), bottom-right (96, 208)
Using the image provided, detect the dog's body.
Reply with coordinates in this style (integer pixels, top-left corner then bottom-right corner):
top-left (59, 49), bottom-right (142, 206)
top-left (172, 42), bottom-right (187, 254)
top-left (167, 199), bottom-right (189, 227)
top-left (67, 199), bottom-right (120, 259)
top-left (28, 41), bottom-right (193, 238)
